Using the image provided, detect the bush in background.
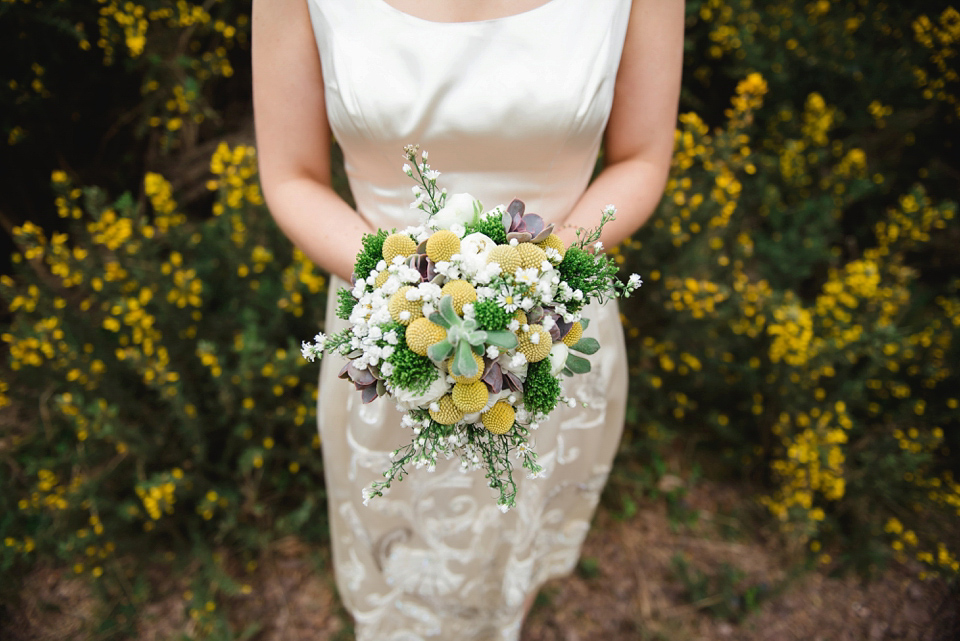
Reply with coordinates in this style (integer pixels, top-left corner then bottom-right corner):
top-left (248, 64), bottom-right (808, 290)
top-left (1, 0), bottom-right (958, 632)
top-left (1, 145), bottom-right (328, 604)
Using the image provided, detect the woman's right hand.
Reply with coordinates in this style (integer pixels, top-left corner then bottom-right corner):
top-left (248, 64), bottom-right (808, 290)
top-left (252, 0), bottom-right (372, 281)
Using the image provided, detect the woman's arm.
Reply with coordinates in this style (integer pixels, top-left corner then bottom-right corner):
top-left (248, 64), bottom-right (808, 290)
top-left (252, 0), bottom-right (372, 281)
top-left (557, 0), bottom-right (685, 247)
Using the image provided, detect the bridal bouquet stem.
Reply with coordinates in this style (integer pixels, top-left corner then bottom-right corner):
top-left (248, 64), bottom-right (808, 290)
top-left (302, 146), bottom-right (641, 510)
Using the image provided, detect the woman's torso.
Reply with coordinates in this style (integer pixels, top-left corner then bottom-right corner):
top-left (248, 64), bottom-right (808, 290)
top-left (306, 0), bottom-right (632, 230)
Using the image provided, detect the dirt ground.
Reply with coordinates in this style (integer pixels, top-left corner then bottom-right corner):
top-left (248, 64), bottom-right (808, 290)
top-left (5, 480), bottom-right (956, 641)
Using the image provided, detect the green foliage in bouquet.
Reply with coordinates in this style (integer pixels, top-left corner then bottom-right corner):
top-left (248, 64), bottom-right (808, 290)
top-left (0, 144), bottom-right (328, 596)
top-left (473, 299), bottom-right (511, 331)
top-left (385, 328), bottom-right (439, 395)
top-left (354, 229), bottom-right (391, 281)
top-left (463, 213), bottom-right (508, 245)
top-left (522, 360), bottom-right (562, 417)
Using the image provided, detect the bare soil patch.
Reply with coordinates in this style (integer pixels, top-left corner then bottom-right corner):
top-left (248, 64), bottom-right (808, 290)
top-left (3, 481), bottom-right (954, 641)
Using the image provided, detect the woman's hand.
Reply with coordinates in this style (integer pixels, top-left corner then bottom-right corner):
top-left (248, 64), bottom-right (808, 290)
top-left (252, 0), bottom-right (372, 281)
top-left (558, 0), bottom-right (685, 248)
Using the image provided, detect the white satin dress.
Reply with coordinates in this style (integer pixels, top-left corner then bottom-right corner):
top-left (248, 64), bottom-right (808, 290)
top-left (309, 1), bottom-right (632, 639)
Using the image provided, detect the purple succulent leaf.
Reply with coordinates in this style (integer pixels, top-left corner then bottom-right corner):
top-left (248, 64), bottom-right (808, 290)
top-left (416, 238), bottom-right (429, 254)
top-left (500, 209), bottom-right (512, 233)
top-left (523, 214), bottom-right (545, 237)
top-left (526, 306), bottom-right (544, 325)
top-left (361, 385), bottom-right (379, 404)
top-left (506, 231), bottom-right (533, 243)
top-left (530, 226), bottom-right (554, 244)
top-left (337, 362), bottom-right (352, 380)
top-left (350, 363), bottom-right (376, 386)
top-left (482, 360), bottom-right (504, 394)
top-left (548, 324), bottom-right (562, 342)
top-left (507, 199), bottom-right (525, 219)
top-left (554, 316), bottom-right (574, 341)
top-left (504, 370), bottom-right (523, 393)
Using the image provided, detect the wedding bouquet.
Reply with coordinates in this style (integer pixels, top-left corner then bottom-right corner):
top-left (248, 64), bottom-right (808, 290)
top-left (302, 145), bottom-right (641, 510)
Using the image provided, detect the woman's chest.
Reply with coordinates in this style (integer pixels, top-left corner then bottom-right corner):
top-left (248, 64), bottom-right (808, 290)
top-left (310, 0), bottom-right (628, 164)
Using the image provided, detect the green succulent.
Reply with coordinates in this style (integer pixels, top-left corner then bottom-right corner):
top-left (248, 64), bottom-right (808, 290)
top-left (426, 295), bottom-right (517, 379)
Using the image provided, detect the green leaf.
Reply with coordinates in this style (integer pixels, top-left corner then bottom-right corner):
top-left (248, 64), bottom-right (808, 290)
top-left (565, 353), bottom-right (592, 374)
top-left (438, 295), bottom-right (460, 326)
top-left (429, 312), bottom-right (451, 329)
top-left (571, 337), bottom-right (600, 355)
top-left (580, 318), bottom-right (591, 331)
top-left (452, 340), bottom-right (478, 378)
top-left (484, 330), bottom-right (518, 349)
top-left (427, 339), bottom-right (453, 363)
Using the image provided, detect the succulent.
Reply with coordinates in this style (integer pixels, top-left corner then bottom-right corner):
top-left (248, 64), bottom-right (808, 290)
top-left (503, 198), bottom-right (554, 244)
top-left (481, 359), bottom-right (523, 394)
top-left (426, 295), bottom-right (518, 379)
top-left (338, 362), bottom-right (384, 404)
top-left (406, 252), bottom-right (440, 283)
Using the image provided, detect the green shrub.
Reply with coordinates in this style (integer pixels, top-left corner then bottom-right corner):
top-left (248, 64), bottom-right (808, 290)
top-left (0, 144), bottom-right (328, 591)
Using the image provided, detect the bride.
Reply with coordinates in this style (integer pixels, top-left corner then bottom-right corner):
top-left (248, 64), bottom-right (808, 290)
top-left (252, 0), bottom-right (683, 639)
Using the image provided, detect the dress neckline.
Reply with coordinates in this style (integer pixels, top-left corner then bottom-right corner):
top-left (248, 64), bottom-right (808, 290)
top-left (369, 0), bottom-right (569, 27)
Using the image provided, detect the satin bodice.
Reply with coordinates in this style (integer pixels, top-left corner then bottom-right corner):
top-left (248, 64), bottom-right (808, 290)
top-left (306, 0), bottom-right (632, 230)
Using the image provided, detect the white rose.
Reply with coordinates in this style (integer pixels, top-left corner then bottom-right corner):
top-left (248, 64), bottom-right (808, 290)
top-left (548, 343), bottom-right (569, 376)
top-left (429, 193), bottom-right (481, 230)
top-left (458, 232), bottom-right (497, 276)
top-left (394, 375), bottom-right (450, 410)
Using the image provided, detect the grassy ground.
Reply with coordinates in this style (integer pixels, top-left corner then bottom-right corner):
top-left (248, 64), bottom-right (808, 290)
top-left (4, 469), bottom-right (956, 641)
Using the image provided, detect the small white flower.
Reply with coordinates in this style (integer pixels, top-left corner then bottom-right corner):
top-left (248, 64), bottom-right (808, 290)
top-left (515, 267), bottom-right (539, 286)
top-left (594, 241), bottom-right (604, 252)
top-left (497, 285), bottom-right (520, 313)
top-left (402, 163), bottom-right (412, 176)
top-left (450, 223), bottom-right (466, 238)
top-left (424, 169), bottom-right (441, 181)
top-left (486, 345), bottom-right (500, 359)
top-left (508, 319), bottom-right (520, 332)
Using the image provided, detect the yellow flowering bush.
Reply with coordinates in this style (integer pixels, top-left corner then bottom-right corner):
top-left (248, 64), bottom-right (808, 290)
top-left (0, 0), bottom-right (958, 630)
top-left (0, 145), bottom-right (328, 589)
top-left (618, 0), bottom-right (960, 579)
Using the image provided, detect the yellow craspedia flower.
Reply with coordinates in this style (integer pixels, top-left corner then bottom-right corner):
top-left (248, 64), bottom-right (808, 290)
top-left (482, 401), bottom-right (515, 435)
top-left (488, 245), bottom-right (521, 274)
top-left (516, 324), bottom-right (552, 362)
top-left (447, 351), bottom-right (484, 384)
top-left (562, 321), bottom-right (583, 347)
top-left (452, 380), bottom-right (489, 413)
top-left (515, 242), bottom-right (548, 270)
top-left (388, 286), bottom-right (423, 325)
top-left (429, 394), bottom-right (463, 425)
top-left (537, 234), bottom-right (567, 263)
top-left (374, 270), bottom-right (390, 288)
top-left (382, 233), bottom-right (417, 264)
top-left (426, 229), bottom-right (460, 263)
top-left (513, 310), bottom-right (528, 326)
top-left (441, 279), bottom-right (477, 315)
top-left (406, 317), bottom-right (447, 356)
